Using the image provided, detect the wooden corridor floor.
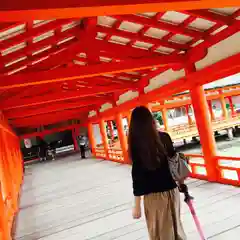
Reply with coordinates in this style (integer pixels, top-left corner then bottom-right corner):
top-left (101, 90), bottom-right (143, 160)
top-left (15, 154), bottom-right (240, 240)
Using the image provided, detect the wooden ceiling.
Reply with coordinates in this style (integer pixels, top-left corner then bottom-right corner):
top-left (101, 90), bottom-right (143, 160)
top-left (0, 5), bottom-right (239, 133)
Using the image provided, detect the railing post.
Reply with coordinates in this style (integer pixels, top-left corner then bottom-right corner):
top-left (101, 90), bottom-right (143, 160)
top-left (99, 119), bottom-right (109, 159)
top-left (185, 105), bottom-right (193, 125)
top-left (228, 96), bottom-right (235, 117)
top-left (187, 65), bottom-right (218, 182)
top-left (207, 100), bottom-right (216, 121)
top-left (87, 123), bottom-right (96, 156)
top-left (115, 113), bottom-right (129, 164)
top-left (161, 108), bottom-right (169, 132)
top-left (219, 90), bottom-right (228, 119)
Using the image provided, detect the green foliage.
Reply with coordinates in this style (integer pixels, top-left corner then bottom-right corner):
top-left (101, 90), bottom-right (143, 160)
top-left (226, 103), bottom-right (235, 109)
top-left (152, 112), bottom-right (163, 125)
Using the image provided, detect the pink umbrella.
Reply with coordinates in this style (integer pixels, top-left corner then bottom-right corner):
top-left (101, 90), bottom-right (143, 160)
top-left (180, 184), bottom-right (206, 240)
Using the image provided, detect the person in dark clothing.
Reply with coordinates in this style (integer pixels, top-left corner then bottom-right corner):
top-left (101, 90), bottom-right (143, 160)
top-left (38, 138), bottom-right (47, 162)
top-left (128, 106), bottom-right (186, 240)
top-left (79, 135), bottom-right (87, 159)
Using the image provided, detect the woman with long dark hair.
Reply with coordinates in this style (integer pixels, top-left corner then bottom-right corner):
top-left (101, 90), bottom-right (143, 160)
top-left (128, 106), bottom-right (186, 240)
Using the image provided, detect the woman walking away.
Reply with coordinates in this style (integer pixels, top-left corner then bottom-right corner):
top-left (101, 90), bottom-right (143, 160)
top-left (128, 106), bottom-right (186, 240)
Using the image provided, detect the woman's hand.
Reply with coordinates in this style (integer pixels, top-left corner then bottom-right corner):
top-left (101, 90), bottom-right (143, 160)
top-left (132, 205), bottom-right (141, 219)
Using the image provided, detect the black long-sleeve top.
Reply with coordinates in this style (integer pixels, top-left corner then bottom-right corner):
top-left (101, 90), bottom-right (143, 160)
top-left (131, 132), bottom-right (177, 196)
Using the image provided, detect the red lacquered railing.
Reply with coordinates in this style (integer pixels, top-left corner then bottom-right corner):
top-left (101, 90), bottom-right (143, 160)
top-left (107, 148), bottom-right (124, 162)
top-left (216, 156), bottom-right (240, 186)
top-left (185, 154), bottom-right (240, 186)
top-left (184, 154), bottom-right (208, 180)
top-left (95, 147), bottom-right (240, 186)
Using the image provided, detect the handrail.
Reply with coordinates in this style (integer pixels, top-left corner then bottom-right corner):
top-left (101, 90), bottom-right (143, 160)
top-left (216, 155), bottom-right (240, 186)
top-left (186, 154), bottom-right (240, 186)
top-left (94, 147), bottom-right (240, 186)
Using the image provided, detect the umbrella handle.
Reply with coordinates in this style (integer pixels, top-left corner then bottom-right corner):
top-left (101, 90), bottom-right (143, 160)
top-left (178, 184), bottom-right (194, 203)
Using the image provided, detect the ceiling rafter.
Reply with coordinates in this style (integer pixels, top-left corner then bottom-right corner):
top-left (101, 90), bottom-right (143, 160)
top-left (113, 14), bottom-right (203, 38)
top-left (0, 19), bottom-right (75, 51)
top-left (95, 25), bottom-right (189, 51)
top-left (0, 27), bottom-right (81, 68)
top-left (1, 84), bottom-right (130, 110)
top-left (5, 100), bottom-right (101, 119)
top-left (10, 110), bottom-right (88, 127)
top-left (0, 54), bottom-right (184, 90)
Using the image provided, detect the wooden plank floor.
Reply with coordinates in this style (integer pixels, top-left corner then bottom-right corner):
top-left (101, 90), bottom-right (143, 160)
top-left (15, 154), bottom-right (240, 240)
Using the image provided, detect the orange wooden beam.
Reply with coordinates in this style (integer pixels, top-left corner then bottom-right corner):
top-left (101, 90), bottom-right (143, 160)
top-left (0, 112), bottom-right (16, 136)
top-left (0, 1), bottom-right (240, 21)
top-left (11, 109), bottom-right (88, 127)
top-left (19, 123), bottom-right (82, 139)
top-left (183, 9), bottom-right (233, 25)
top-left (0, 19), bottom-right (74, 52)
top-left (0, 54), bottom-right (184, 90)
top-left (151, 87), bottom-right (240, 111)
top-left (95, 25), bottom-right (188, 51)
top-left (1, 85), bottom-right (128, 110)
top-left (5, 99), bottom-right (106, 119)
top-left (113, 14), bottom-right (202, 39)
top-left (4, 76), bottom-right (135, 104)
top-left (89, 52), bottom-right (240, 122)
top-left (0, 27), bottom-right (81, 68)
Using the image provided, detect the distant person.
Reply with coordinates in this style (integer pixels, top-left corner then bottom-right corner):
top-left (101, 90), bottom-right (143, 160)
top-left (128, 106), bottom-right (186, 240)
top-left (38, 138), bottom-right (47, 162)
top-left (79, 135), bottom-right (87, 159)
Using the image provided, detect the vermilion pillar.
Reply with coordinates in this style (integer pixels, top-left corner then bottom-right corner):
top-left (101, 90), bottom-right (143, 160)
top-left (228, 96), bottom-right (235, 117)
top-left (88, 123), bottom-right (96, 156)
top-left (219, 91), bottom-right (228, 119)
top-left (72, 128), bottom-right (79, 151)
top-left (107, 120), bottom-right (114, 141)
top-left (187, 64), bottom-right (218, 181)
top-left (161, 108), bottom-right (169, 132)
top-left (99, 119), bottom-right (109, 159)
top-left (207, 100), bottom-right (215, 121)
top-left (185, 105), bottom-right (193, 125)
top-left (115, 113), bottom-right (129, 164)
top-left (190, 86), bottom-right (218, 181)
top-left (126, 112), bottom-right (131, 127)
top-left (0, 183), bottom-right (8, 240)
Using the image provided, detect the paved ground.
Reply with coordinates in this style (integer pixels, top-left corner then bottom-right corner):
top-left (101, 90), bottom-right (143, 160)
top-left (16, 154), bottom-right (240, 240)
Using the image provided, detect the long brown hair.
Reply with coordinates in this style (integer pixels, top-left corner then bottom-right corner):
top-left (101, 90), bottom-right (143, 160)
top-left (128, 106), bottom-right (167, 170)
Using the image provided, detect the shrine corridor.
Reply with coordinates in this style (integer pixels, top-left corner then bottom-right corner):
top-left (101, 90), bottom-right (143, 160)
top-left (15, 155), bottom-right (240, 240)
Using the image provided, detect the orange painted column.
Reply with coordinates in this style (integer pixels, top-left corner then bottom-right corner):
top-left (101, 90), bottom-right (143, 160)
top-left (190, 86), bottom-right (218, 181)
top-left (126, 112), bottom-right (131, 127)
top-left (219, 91), bottom-right (228, 119)
top-left (107, 120), bottom-right (114, 141)
top-left (228, 96), bottom-right (235, 117)
top-left (72, 128), bottom-right (79, 152)
top-left (145, 103), bottom-right (151, 110)
top-left (99, 119), bottom-right (109, 159)
top-left (161, 108), bottom-right (169, 132)
top-left (185, 105), bottom-right (193, 125)
top-left (0, 183), bottom-right (9, 240)
top-left (115, 113), bottom-right (129, 164)
top-left (207, 100), bottom-right (215, 121)
top-left (88, 123), bottom-right (96, 156)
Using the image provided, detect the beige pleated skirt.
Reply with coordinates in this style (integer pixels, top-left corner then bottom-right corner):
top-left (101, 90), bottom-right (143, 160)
top-left (144, 188), bottom-right (187, 240)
